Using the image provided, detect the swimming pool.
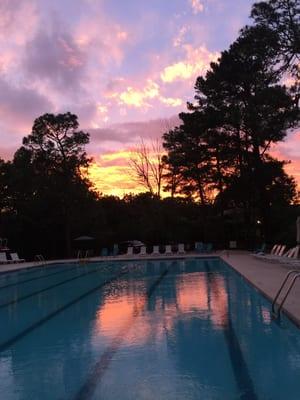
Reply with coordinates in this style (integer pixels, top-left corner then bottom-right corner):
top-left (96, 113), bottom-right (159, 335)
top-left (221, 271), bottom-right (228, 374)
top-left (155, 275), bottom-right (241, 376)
top-left (1, 258), bottom-right (300, 399)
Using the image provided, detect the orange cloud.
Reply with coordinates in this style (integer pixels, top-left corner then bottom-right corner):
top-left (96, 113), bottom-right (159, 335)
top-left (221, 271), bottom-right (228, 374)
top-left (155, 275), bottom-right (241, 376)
top-left (161, 45), bottom-right (219, 83)
top-left (110, 80), bottom-right (159, 108)
top-left (88, 150), bottom-right (145, 196)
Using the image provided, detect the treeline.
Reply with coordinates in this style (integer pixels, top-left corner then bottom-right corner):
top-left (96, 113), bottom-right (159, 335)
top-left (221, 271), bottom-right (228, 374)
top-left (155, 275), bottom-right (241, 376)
top-left (0, 0), bottom-right (299, 259)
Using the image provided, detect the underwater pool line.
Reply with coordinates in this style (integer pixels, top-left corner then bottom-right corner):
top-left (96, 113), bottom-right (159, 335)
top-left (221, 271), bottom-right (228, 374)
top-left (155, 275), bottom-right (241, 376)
top-left (0, 268), bottom-right (130, 353)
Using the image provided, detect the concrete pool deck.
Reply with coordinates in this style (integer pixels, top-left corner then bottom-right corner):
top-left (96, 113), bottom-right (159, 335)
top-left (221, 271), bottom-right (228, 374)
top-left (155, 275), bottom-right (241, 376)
top-left (1, 250), bottom-right (300, 326)
top-left (220, 251), bottom-right (300, 326)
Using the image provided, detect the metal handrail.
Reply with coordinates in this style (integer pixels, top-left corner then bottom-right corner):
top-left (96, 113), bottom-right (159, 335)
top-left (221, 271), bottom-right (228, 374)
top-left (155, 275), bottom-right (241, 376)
top-left (272, 270), bottom-right (300, 318)
top-left (34, 254), bottom-right (45, 263)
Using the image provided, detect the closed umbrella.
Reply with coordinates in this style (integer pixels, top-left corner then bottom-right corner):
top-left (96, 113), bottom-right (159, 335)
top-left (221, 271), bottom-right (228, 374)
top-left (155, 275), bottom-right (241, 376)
top-left (74, 236), bottom-right (95, 241)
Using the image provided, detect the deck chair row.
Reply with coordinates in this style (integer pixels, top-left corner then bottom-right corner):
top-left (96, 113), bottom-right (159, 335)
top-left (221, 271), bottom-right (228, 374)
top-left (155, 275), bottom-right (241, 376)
top-left (126, 243), bottom-right (186, 256)
top-left (0, 252), bottom-right (25, 264)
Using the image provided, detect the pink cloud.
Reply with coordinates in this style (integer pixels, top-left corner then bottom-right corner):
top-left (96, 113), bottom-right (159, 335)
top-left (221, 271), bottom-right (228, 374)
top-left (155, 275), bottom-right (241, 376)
top-left (24, 23), bottom-right (86, 94)
top-left (0, 77), bottom-right (52, 134)
top-left (189, 0), bottom-right (205, 14)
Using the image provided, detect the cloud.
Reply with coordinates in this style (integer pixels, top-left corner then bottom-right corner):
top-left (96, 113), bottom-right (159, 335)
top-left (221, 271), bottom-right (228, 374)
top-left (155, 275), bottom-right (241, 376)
top-left (160, 97), bottom-right (183, 107)
top-left (189, 0), bottom-right (204, 14)
top-left (0, 0), bottom-right (39, 75)
top-left (0, 77), bottom-right (53, 133)
top-left (109, 80), bottom-right (160, 108)
top-left (0, 0), bottom-right (38, 44)
top-left (74, 16), bottom-right (129, 69)
top-left (88, 115), bottom-right (180, 148)
top-left (24, 22), bottom-right (86, 94)
top-left (88, 152), bottom-right (142, 197)
top-left (173, 26), bottom-right (188, 48)
top-left (161, 45), bottom-right (219, 83)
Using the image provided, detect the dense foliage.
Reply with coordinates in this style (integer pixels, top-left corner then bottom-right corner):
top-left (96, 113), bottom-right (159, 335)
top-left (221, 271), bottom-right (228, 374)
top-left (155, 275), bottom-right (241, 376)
top-left (0, 0), bottom-right (299, 259)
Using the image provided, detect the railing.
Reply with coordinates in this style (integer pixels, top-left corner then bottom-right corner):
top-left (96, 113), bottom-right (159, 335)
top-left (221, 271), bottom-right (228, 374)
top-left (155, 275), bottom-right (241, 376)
top-left (272, 270), bottom-right (300, 319)
top-left (34, 254), bottom-right (45, 265)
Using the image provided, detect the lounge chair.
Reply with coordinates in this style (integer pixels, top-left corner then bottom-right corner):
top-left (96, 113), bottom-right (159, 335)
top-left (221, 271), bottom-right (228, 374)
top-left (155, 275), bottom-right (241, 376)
top-left (271, 244), bottom-right (280, 255)
top-left (10, 253), bottom-right (25, 263)
top-left (152, 245), bottom-right (160, 255)
top-left (274, 246), bottom-right (300, 266)
top-left (178, 243), bottom-right (185, 254)
top-left (254, 245), bottom-right (287, 263)
top-left (126, 246), bottom-right (133, 256)
top-left (139, 246), bottom-right (147, 256)
top-left (0, 252), bottom-right (13, 264)
top-left (165, 245), bottom-right (173, 255)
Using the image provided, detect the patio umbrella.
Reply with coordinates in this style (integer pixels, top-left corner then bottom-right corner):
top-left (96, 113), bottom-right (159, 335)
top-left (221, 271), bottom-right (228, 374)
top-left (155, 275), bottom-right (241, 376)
top-left (128, 240), bottom-right (144, 247)
top-left (74, 236), bottom-right (95, 241)
top-left (73, 236), bottom-right (95, 253)
top-left (121, 240), bottom-right (144, 247)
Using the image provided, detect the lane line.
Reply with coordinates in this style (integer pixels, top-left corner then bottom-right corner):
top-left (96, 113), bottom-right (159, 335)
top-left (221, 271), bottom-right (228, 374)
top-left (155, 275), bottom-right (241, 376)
top-left (73, 269), bottom-right (169, 400)
top-left (0, 266), bottom-right (76, 290)
top-left (0, 269), bottom-right (129, 353)
top-left (0, 261), bottom-right (107, 291)
top-left (224, 320), bottom-right (258, 400)
top-left (204, 260), bottom-right (258, 400)
top-left (0, 266), bottom-right (106, 309)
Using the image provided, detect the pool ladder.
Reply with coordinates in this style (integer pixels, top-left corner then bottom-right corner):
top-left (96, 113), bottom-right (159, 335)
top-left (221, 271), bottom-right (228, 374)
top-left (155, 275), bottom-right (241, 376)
top-left (34, 254), bottom-right (45, 265)
top-left (272, 270), bottom-right (300, 319)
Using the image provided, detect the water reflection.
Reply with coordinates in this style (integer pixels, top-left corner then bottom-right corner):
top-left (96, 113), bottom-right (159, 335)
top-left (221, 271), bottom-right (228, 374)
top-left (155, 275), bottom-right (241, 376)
top-left (3, 259), bottom-right (300, 399)
top-left (93, 262), bottom-right (229, 350)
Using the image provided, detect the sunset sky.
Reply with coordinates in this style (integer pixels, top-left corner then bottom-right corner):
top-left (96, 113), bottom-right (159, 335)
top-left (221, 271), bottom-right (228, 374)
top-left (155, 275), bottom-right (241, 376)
top-left (0, 0), bottom-right (299, 196)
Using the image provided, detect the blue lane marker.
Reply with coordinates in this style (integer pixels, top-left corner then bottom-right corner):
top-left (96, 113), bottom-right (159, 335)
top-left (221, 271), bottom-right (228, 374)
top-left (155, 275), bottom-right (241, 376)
top-left (73, 269), bottom-right (169, 400)
top-left (224, 320), bottom-right (258, 400)
top-left (0, 269), bottom-right (129, 353)
top-left (0, 266), bottom-right (105, 309)
top-left (204, 260), bottom-right (258, 400)
top-left (0, 266), bottom-right (76, 290)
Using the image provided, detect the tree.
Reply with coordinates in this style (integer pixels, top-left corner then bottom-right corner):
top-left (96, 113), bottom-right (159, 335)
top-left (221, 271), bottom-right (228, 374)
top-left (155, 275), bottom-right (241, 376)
top-left (129, 139), bottom-right (166, 197)
top-left (250, 0), bottom-right (300, 74)
top-left (163, 24), bottom-right (299, 238)
top-left (0, 158), bottom-right (10, 235)
top-left (19, 112), bottom-right (93, 257)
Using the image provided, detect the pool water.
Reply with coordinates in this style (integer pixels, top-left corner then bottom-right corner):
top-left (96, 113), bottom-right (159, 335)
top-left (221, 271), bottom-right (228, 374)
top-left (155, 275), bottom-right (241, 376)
top-left (1, 258), bottom-right (300, 399)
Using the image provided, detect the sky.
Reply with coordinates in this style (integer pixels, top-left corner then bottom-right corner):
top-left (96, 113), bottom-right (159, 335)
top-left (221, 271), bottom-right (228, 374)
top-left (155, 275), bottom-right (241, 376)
top-left (0, 0), bottom-right (299, 196)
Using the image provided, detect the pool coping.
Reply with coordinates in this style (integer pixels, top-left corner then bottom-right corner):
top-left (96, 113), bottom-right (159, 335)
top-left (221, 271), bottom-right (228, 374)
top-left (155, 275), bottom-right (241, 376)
top-left (220, 252), bottom-right (300, 329)
top-left (0, 252), bottom-right (218, 275)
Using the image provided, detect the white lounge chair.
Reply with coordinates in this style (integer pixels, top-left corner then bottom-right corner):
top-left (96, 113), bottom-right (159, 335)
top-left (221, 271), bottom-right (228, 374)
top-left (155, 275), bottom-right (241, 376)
top-left (10, 253), bottom-right (25, 263)
top-left (0, 252), bottom-right (13, 264)
top-left (139, 246), bottom-right (147, 256)
top-left (178, 243), bottom-right (185, 254)
top-left (258, 245), bottom-right (292, 263)
top-left (126, 246), bottom-right (133, 256)
top-left (165, 245), bottom-right (173, 255)
top-left (275, 246), bottom-right (300, 266)
top-left (254, 244), bottom-right (286, 262)
top-left (152, 245), bottom-right (160, 255)
top-left (270, 244), bottom-right (280, 255)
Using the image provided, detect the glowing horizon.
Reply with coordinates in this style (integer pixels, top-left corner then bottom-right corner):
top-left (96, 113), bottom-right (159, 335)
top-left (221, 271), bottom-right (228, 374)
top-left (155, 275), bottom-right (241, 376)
top-left (0, 0), bottom-right (299, 196)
